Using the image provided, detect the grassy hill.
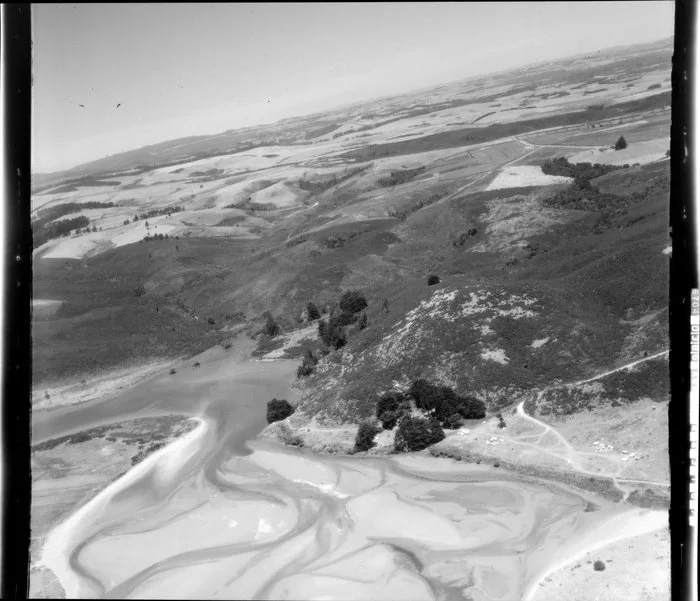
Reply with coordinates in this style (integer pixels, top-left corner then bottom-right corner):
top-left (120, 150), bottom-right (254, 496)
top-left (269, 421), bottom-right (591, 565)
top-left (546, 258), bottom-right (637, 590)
top-left (32, 159), bottom-right (668, 399)
top-left (291, 161), bottom-right (669, 424)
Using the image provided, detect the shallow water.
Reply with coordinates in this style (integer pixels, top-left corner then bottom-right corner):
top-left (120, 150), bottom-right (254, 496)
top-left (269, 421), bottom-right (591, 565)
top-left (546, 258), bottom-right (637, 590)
top-left (35, 353), bottom-right (651, 600)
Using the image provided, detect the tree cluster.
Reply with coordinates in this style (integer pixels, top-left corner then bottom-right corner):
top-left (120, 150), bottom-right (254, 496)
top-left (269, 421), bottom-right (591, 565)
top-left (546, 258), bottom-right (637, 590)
top-left (266, 398), bottom-right (295, 424)
top-left (377, 166), bottom-right (425, 188)
top-left (409, 379), bottom-right (486, 426)
top-left (33, 215), bottom-right (90, 248)
top-left (540, 157), bottom-right (626, 180)
top-left (34, 201), bottom-right (114, 225)
top-left (317, 290), bottom-right (369, 349)
top-left (136, 206), bottom-right (184, 221)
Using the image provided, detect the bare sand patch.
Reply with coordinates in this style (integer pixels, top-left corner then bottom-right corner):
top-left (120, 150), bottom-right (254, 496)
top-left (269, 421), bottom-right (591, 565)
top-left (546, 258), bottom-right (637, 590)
top-left (486, 166), bottom-right (573, 190)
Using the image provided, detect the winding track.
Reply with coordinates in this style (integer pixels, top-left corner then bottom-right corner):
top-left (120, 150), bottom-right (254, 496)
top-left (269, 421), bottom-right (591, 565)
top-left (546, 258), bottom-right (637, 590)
top-left (512, 350), bottom-right (670, 489)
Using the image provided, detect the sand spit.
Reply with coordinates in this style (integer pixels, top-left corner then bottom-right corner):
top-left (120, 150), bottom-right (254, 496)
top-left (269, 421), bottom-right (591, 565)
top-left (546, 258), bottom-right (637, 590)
top-left (33, 359), bottom-right (175, 412)
top-left (38, 417), bottom-right (208, 598)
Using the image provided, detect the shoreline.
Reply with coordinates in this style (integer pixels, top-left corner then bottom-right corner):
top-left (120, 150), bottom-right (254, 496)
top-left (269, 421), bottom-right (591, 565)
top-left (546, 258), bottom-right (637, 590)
top-left (261, 419), bottom-right (669, 510)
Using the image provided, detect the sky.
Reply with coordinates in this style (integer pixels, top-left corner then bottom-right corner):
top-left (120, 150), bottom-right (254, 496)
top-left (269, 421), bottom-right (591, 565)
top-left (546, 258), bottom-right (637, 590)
top-left (31, 2), bottom-right (675, 173)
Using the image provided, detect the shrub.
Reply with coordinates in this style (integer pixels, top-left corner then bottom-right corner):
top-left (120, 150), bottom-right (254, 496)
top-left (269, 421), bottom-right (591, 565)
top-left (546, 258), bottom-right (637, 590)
top-left (593, 560), bottom-right (606, 571)
top-left (318, 317), bottom-right (347, 349)
top-left (207, 317), bottom-right (215, 325)
top-left (339, 290), bottom-right (368, 314)
top-left (297, 363), bottom-right (314, 378)
top-left (497, 413), bottom-right (507, 429)
top-left (134, 285), bottom-right (146, 297)
top-left (169, 368), bottom-right (176, 375)
top-left (354, 419), bottom-right (381, 452)
top-left (377, 410), bottom-right (399, 430)
top-left (306, 302), bottom-right (320, 320)
top-left (614, 136), bottom-right (628, 150)
top-left (263, 314), bottom-right (280, 337)
top-left (358, 312), bottom-right (368, 330)
top-left (376, 392), bottom-right (410, 429)
top-left (394, 417), bottom-right (445, 452)
top-left (266, 398), bottom-right (295, 424)
top-left (446, 413), bottom-right (463, 429)
top-left (296, 350), bottom-right (318, 378)
top-left (427, 274), bottom-right (440, 286)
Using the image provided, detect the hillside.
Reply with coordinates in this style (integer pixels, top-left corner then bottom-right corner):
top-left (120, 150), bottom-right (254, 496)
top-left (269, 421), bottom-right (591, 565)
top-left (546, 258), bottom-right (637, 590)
top-left (33, 38), bottom-right (670, 500)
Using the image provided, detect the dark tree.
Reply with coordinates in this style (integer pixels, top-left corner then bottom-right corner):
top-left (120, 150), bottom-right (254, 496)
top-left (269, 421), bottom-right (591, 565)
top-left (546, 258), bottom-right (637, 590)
top-left (306, 302), bottom-right (321, 320)
top-left (354, 419), bottom-right (381, 452)
top-left (376, 392), bottom-right (407, 429)
top-left (427, 274), bottom-right (440, 286)
top-left (593, 560), bottom-right (606, 572)
top-left (614, 136), bottom-right (628, 150)
top-left (263, 314), bottom-right (280, 337)
top-left (394, 417), bottom-right (445, 452)
top-left (266, 398), bottom-right (295, 423)
top-left (339, 290), bottom-right (368, 314)
top-left (134, 214), bottom-right (139, 221)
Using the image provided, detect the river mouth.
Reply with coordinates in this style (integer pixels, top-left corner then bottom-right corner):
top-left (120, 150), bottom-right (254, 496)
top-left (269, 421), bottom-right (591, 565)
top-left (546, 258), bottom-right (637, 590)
top-left (33, 346), bottom-right (666, 600)
top-left (39, 421), bottom-right (653, 601)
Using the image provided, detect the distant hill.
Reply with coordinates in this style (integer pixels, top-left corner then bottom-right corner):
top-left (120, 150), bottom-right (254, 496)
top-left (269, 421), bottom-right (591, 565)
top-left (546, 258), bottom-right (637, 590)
top-left (32, 35), bottom-right (673, 191)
